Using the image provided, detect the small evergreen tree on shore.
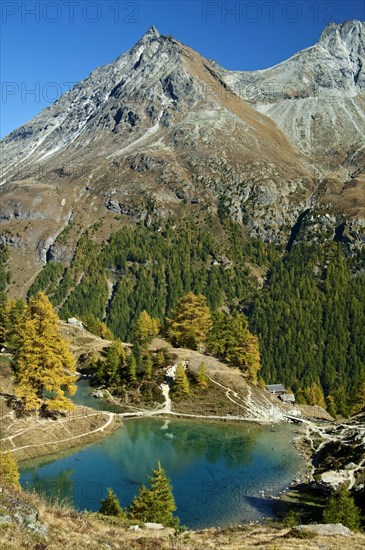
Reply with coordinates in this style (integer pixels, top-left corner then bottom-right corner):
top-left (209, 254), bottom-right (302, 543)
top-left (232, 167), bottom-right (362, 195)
top-left (99, 487), bottom-right (125, 518)
top-left (129, 462), bottom-right (178, 527)
top-left (128, 484), bottom-right (152, 522)
top-left (352, 381), bottom-right (365, 414)
top-left (326, 395), bottom-right (337, 418)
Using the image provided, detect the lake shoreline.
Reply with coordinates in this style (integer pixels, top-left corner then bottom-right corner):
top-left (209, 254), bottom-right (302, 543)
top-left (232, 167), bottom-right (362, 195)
top-left (2, 387), bottom-right (308, 466)
top-left (0, 397), bottom-right (123, 463)
top-left (20, 417), bottom-right (307, 530)
top-left (10, 409), bottom-right (275, 464)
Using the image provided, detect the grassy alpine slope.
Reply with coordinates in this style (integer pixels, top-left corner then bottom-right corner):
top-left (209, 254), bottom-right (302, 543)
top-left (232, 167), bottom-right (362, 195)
top-left (19, 213), bottom-right (365, 416)
top-left (1, 484), bottom-right (365, 550)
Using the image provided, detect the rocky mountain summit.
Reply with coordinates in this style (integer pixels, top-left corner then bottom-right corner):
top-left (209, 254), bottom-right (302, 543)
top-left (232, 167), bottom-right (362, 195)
top-left (219, 20), bottom-right (365, 221)
top-left (220, 21), bottom-right (364, 167)
top-left (0, 22), bottom-right (364, 291)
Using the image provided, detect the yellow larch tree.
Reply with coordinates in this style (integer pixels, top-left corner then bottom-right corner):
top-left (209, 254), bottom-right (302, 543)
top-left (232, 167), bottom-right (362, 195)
top-left (133, 310), bottom-right (160, 344)
top-left (168, 292), bottom-right (212, 350)
top-left (14, 292), bottom-right (77, 414)
top-left (241, 333), bottom-right (261, 384)
top-left (172, 363), bottom-right (190, 399)
top-left (0, 451), bottom-right (21, 491)
top-left (196, 362), bottom-right (209, 390)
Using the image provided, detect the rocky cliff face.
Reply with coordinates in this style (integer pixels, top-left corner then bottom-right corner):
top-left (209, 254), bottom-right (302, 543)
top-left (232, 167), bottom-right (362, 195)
top-left (0, 23), bottom-right (364, 292)
top-left (219, 20), bottom-right (365, 222)
top-left (307, 410), bottom-right (365, 513)
top-left (220, 21), bottom-right (364, 163)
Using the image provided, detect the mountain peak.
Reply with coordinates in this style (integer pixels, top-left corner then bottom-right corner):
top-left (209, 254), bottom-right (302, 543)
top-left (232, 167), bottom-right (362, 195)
top-left (139, 25), bottom-right (161, 43)
top-left (318, 19), bottom-right (364, 47)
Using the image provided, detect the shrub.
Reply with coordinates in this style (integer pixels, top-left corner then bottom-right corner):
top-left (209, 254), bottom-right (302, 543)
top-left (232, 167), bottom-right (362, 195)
top-left (323, 488), bottom-right (362, 531)
top-left (0, 451), bottom-right (21, 491)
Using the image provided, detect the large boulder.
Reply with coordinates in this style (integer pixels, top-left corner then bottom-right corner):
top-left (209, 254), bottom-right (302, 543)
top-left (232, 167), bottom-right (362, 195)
top-left (297, 523), bottom-right (352, 536)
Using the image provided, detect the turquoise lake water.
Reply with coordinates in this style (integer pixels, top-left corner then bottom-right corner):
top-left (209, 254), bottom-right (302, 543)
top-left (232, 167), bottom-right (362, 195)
top-left (69, 379), bottom-right (123, 413)
top-left (19, 416), bottom-right (305, 529)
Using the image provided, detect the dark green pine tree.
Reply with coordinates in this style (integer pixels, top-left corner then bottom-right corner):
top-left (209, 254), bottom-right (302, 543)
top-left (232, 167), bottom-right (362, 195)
top-left (152, 261), bottom-right (167, 318)
top-left (107, 277), bottom-right (133, 341)
top-left (147, 462), bottom-right (178, 527)
top-left (0, 244), bottom-right (9, 304)
top-left (128, 484), bottom-right (152, 522)
top-left (323, 488), bottom-right (362, 531)
top-left (0, 299), bottom-right (26, 351)
top-left (205, 268), bottom-right (223, 310)
top-left (99, 487), bottom-right (125, 518)
top-left (172, 363), bottom-right (190, 399)
top-left (102, 341), bottom-right (126, 385)
top-left (128, 462), bottom-right (178, 527)
top-left (127, 353), bottom-right (137, 382)
top-left (142, 353), bottom-right (153, 380)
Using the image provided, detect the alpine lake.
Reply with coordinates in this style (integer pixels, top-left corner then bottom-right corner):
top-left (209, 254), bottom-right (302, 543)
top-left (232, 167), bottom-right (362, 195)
top-left (19, 380), bottom-right (306, 529)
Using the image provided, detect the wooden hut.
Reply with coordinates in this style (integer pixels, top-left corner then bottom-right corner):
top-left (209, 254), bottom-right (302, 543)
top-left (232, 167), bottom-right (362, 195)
top-left (266, 384), bottom-right (286, 396)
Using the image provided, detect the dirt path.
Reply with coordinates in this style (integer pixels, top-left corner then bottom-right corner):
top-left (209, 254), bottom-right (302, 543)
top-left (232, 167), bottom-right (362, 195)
top-left (120, 380), bottom-right (271, 423)
top-left (9, 412), bottom-right (115, 454)
top-left (207, 376), bottom-right (277, 422)
top-left (149, 338), bottom-right (296, 423)
top-left (110, 379), bottom-right (272, 423)
top-left (159, 383), bottom-right (172, 412)
top-left (208, 376), bottom-right (257, 419)
top-left (156, 410), bottom-right (267, 422)
top-left (1, 343), bottom-right (303, 462)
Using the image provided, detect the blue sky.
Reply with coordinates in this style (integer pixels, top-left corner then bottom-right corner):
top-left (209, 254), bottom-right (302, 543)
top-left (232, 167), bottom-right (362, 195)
top-left (1, 0), bottom-right (364, 137)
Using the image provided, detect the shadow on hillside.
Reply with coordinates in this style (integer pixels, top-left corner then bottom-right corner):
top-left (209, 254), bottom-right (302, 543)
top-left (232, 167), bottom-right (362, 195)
top-left (245, 486), bottom-right (324, 524)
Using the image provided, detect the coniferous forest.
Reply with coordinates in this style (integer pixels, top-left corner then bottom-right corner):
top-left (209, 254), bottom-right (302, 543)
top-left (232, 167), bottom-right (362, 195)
top-left (1, 213), bottom-right (364, 416)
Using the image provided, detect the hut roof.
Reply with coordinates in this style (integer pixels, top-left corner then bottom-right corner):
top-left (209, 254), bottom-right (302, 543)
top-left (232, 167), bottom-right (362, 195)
top-left (266, 384), bottom-right (286, 393)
